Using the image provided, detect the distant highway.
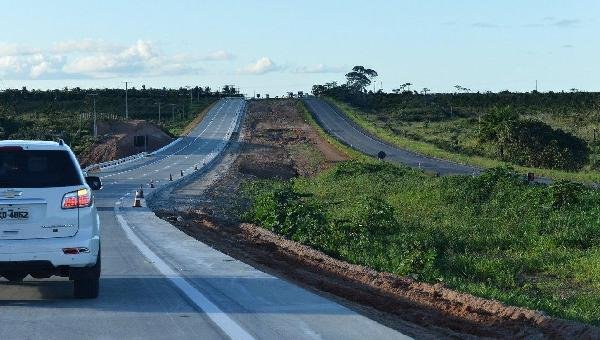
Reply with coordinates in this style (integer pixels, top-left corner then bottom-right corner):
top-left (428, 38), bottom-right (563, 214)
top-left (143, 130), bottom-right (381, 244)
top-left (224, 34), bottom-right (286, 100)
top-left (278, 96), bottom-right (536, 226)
top-left (304, 98), bottom-right (480, 176)
top-left (0, 98), bottom-right (407, 340)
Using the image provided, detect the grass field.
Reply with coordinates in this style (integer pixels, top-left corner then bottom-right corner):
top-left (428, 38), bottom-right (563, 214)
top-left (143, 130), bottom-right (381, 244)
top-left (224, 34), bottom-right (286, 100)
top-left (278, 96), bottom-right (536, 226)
top-left (327, 98), bottom-right (600, 183)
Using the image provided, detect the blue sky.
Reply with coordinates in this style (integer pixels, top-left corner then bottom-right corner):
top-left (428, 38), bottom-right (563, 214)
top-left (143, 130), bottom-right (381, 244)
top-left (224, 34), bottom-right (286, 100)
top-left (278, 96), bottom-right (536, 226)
top-left (0, 0), bottom-right (597, 95)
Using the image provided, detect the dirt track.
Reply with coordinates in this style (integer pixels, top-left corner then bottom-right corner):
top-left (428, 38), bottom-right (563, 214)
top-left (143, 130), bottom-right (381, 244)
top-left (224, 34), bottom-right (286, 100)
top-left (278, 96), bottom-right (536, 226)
top-left (154, 99), bottom-right (599, 339)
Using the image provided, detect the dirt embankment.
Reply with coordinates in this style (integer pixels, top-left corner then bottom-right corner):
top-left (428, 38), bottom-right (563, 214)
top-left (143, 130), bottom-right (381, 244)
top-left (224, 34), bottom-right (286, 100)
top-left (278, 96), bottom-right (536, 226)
top-left (154, 99), bottom-right (599, 339)
top-left (79, 120), bottom-right (172, 167)
top-left (237, 99), bottom-right (346, 179)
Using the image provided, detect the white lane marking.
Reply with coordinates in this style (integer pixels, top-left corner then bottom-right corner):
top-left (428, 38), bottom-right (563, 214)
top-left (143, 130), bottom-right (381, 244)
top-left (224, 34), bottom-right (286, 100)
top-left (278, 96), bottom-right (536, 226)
top-left (114, 206), bottom-right (254, 340)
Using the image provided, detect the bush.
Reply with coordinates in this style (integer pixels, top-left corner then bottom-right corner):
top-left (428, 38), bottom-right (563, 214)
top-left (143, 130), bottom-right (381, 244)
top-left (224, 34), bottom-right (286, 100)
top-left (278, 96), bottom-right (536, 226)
top-left (503, 120), bottom-right (589, 170)
top-left (463, 166), bottom-right (524, 204)
top-left (242, 181), bottom-right (326, 248)
top-left (548, 180), bottom-right (585, 209)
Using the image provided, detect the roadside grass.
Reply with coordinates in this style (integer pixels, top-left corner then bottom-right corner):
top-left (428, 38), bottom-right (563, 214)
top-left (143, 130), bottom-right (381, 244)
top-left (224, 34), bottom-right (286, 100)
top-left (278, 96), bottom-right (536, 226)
top-left (159, 98), bottom-right (217, 137)
top-left (326, 98), bottom-right (600, 183)
top-left (242, 162), bottom-right (600, 325)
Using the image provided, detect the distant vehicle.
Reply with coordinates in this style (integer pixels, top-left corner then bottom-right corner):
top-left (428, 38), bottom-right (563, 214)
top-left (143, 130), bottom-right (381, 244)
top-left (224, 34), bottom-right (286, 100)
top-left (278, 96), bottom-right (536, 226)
top-left (0, 140), bottom-right (102, 298)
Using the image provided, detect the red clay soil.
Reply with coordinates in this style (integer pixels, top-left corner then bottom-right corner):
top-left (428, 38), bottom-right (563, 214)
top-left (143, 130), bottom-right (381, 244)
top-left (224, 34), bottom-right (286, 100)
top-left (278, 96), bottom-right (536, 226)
top-left (79, 120), bottom-right (172, 167)
top-left (155, 99), bottom-right (599, 338)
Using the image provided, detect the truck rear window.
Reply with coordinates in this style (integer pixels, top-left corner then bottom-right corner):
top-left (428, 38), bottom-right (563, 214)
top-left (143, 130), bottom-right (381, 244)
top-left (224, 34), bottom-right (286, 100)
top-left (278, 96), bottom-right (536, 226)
top-left (0, 150), bottom-right (82, 188)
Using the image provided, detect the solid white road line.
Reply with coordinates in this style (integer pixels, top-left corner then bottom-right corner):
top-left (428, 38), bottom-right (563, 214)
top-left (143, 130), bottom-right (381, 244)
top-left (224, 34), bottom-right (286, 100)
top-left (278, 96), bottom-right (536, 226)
top-left (114, 205), bottom-right (254, 340)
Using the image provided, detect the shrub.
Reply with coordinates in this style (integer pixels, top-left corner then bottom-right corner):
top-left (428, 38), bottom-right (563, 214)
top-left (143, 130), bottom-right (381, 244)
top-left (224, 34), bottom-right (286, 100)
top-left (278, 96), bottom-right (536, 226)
top-left (548, 180), bottom-right (585, 209)
top-left (242, 181), bottom-right (326, 247)
top-left (504, 120), bottom-right (589, 170)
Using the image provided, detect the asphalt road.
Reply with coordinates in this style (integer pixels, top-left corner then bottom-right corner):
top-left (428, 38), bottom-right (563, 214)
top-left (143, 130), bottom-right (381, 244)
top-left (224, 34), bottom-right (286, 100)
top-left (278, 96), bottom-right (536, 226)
top-left (304, 98), bottom-right (480, 176)
top-left (0, 98), bottom-right (408, 340)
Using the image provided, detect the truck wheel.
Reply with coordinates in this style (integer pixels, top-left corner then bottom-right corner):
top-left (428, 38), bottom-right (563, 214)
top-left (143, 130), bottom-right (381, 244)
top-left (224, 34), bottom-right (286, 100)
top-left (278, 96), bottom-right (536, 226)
top-left (74, 278), bottom-right (100, 298)
top-left (4, 272), bottom-right (27, 283)
top-left (73, 253), bottom-right (101, 299)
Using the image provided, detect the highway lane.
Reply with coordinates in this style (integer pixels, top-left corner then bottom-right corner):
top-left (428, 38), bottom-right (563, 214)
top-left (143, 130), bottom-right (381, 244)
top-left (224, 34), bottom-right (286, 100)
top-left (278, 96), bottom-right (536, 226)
top-left (0, 97), bottom-right (408, 339)
top-left (0, 98), bottom-right (242, 340)
top-left (304, 98), bottom-right (480, 176)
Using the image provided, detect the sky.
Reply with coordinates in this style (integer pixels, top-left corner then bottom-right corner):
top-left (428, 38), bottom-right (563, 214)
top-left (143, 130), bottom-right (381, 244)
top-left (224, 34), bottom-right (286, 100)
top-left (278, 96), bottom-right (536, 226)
top-left (0, 0), bottom-right (597, 96)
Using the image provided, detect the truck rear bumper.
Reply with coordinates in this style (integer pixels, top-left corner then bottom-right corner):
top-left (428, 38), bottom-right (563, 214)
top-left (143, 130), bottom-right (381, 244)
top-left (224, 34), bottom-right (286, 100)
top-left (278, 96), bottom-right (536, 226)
top-left (0, 234), bottom-right (99, 267)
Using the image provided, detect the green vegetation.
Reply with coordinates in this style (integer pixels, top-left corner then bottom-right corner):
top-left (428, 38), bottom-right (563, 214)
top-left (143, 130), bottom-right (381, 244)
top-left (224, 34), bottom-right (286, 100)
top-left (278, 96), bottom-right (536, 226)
top-left (328, 97), bottom-right (600, 183)
top-left (0, 86), bottom-right (231, 155)
top-left (312, 66), bottom-right (600, 183)
top-left (159, 98), bottom-right (216, 137)
top-left (243, 162), bottom-right (600, 325)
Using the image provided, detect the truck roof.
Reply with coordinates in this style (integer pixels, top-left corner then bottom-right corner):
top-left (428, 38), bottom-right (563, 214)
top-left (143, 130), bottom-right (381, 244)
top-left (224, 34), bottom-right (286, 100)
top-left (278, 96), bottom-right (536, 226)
top-left (0, 140), bottom-right (70, 151)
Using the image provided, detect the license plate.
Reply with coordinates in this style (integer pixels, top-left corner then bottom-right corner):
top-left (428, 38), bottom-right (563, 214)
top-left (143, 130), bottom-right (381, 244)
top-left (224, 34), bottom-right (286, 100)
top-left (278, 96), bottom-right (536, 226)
top-left (0, 208), bottom-right (29, 221)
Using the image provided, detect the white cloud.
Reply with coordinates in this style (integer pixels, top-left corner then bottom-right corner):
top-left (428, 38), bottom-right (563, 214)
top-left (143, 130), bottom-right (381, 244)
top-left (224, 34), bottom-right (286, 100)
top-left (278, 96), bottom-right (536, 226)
top-left (551, 19), bottom-right (580, 27)
top-left (0, 54), bottom-right (66, 79)
top-left (292, 64), bottom-right (346, 74)
top-left (202, 50), bottom-right (234, 61)
top-left (0, 39), bottom-right (205, 79)
top-left (238, 57), bottom-right (280, 75)
top-left (51, 39), bottom-right (122, 54)
top-left (472, 22), bottom-right (501, 28)
top-left (525, 17), bottom-right (582, 28)
top-left (63, 40), bottom-right (160, 76)
top-left (0, 43), bottom-right (41, 56)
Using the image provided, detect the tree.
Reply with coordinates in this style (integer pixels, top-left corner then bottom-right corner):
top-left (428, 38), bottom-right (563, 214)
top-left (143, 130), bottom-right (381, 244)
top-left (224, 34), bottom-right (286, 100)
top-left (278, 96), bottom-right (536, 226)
top-left (312, 84), bottom-right (328, 96)
top-left (503, 120), bottom-right (589, 170)
top-left (478, 106), bottom-right (519, 158)
top-left (345, 66), bottom-right (378, 92)
top-left (421, 88), bottom-right (430, 95)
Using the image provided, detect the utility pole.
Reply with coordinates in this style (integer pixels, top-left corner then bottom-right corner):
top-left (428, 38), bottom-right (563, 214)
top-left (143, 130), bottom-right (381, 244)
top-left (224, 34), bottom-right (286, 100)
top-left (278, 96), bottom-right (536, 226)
top-left (89, 93), bottom-right (98, 138)
top-left (169, 104), bottom-right (176, 122)
top-left (186, 86), bottom-right (192, 105)
top-left (123, 81), bottom-right (129, 119)
top-left (535, 80), bottom-right (538, 92)
top-left (155, 102), bottom-right (161, 123)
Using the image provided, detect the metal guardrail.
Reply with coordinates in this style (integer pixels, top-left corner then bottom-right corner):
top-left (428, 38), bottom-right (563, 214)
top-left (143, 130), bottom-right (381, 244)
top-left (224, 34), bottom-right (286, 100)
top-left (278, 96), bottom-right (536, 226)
top-left (83, 152), bottom-right (148, 173)
top-left (84, 98), bottom-right (246, 175)
top-left (149, 138), bottom-right (182, 156)
top-left (84, 136), bottom-right (186, 173)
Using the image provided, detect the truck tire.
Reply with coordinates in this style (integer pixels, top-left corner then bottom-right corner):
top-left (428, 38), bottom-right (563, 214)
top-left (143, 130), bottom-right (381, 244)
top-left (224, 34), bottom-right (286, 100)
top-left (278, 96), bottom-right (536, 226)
top-left (73, 253), bottom-right (101, 299)
top-left (4, 272), bottom-right (27, 282)
top-left (74, 278), bottom-right (100, 298)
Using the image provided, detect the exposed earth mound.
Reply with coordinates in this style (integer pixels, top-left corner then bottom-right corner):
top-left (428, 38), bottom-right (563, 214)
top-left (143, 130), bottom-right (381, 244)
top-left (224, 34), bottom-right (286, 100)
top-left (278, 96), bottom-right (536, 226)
top-left (79, 120), bottom-right (172, 167)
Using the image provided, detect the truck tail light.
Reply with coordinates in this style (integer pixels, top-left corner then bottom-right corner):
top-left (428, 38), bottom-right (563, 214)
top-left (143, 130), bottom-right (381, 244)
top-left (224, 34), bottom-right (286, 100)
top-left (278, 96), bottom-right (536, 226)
top-left (62, 189), bottom-right (92, 209)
